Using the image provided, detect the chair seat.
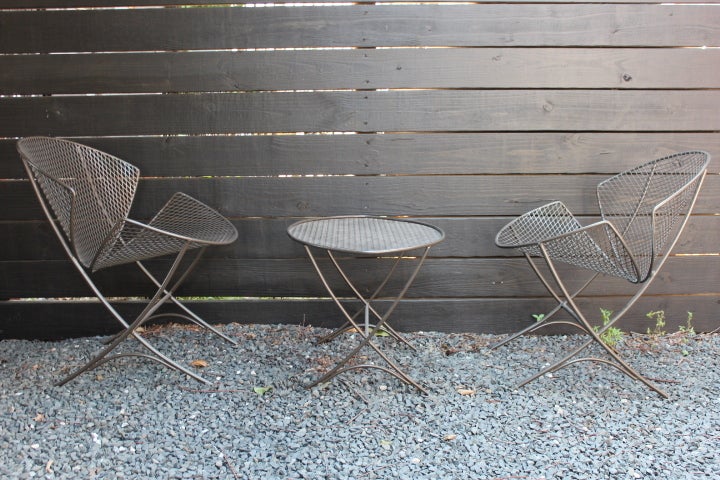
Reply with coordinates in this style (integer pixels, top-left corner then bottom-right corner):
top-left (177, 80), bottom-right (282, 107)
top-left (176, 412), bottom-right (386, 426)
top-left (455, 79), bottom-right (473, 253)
top-left (495, 201), bottom-right (582, 250)
top-left (496, 201), bottom-right (640, 282)
top-left (93, 192), bottom-right (237, 271)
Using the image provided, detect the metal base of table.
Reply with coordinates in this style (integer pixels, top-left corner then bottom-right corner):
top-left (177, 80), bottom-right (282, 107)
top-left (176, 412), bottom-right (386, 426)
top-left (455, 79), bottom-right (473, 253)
top-left (303, 246), bottom-right (431, 394)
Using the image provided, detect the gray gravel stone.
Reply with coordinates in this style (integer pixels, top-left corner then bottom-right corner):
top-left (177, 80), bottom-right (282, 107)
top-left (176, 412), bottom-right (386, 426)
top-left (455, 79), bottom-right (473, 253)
top-left (1, 323), bottom-right (719, 479)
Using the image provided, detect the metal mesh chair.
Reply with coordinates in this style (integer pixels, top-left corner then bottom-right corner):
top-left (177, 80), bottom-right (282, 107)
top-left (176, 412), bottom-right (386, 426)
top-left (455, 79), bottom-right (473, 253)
top-left (18, 137), bottom-right (239, 385)
top-left (494, 151), bottom-right (710, 397)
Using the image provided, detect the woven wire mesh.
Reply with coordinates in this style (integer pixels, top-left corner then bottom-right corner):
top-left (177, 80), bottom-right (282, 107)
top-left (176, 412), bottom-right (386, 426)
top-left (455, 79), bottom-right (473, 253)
top-left (597, 151), bottom-right (708, 281)
top-left (18, 137), bottom-right (238, 272)
top-left (496, 151), bottom-right (708, 283)
top-left (18, 137), bottom-right (139, 268)
top-left (495, 201), bottom-right (581, 252)
top-left (495, 201), bottom-right (639, 281)
top-left (94, 192), bottom-right (238, 270)
top-left (288, 216), bottom-right (444, 254)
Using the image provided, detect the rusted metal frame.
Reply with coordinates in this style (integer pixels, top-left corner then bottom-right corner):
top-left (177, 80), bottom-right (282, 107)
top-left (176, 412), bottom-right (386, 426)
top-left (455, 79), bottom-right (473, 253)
top-left (514, 168), bottom-right (705, 398)
top-left (134, 253), bottom-right (238, 345)
top-left (98, 247), bottom-right (208, 348)
top-left (55, 242), bottom-right (212, 386)
top-left (99, 249), bottom-right (238, 347)
top-left (22, 159), bottom-right (208, 384)
top-left (316, 253), bottom-right (401, 342)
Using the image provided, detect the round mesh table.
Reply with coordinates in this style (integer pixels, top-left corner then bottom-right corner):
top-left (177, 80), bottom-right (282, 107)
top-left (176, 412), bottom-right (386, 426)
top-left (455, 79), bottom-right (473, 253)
top-left (288, 216), bottom-right (444, 393)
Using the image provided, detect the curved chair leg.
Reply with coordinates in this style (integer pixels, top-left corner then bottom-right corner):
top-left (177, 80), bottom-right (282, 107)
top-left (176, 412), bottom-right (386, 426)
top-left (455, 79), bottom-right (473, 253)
top-left (517, 199), bottom-right (702, 398)
top-left (100, 247), bottom-right (234, 346)
top-left (317, 255), bottom-right (401, 342)
top-left (518, 331), bottom-right (668, 398)
top-left (518, 245), bottom-right (668, 398)
top-left (20, 148), bottom-right (227, 386)
top-left (135, 248), bottom-right (238, 346)
top-left (57, 244), bottom-right (212, 386)
top-left (490, 254), bottom-right (599, 350)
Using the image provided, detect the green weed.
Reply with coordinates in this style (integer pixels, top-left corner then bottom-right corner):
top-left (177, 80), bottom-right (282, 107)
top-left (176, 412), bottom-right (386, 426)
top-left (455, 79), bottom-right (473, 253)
top-left (678, 311), bottom-right (695, 336)
top-left (594, 308), bottom-right (624, 348)
top-left (646, 310), bottom-right (666, 336)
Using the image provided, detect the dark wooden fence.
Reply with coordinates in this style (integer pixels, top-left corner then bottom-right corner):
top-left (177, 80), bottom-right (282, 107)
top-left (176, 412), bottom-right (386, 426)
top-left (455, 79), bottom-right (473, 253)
top-left (1, 0), bottom-right (718, 339)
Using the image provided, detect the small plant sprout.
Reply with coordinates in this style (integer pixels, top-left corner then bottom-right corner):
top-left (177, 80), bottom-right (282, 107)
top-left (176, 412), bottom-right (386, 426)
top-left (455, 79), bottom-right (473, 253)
top-left (594, 308), bottom-right (624, 348)
top-left (646, 310), bottom-right (666, 336)
top-left (253, 386), bottom-right (273, 395)
top-left (532, 313), bottom-right (546, 323)
top-left (678, 312), bottom-right (696, 355)
top-left (678, 311), bottom-right (695, 336)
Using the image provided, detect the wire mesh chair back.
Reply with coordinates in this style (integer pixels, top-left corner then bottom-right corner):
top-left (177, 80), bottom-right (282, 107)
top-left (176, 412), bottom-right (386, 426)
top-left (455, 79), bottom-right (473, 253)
top-left (596, 151), bottom-right (709, 283)
top-left (18, 137), bottom-right (139, 270)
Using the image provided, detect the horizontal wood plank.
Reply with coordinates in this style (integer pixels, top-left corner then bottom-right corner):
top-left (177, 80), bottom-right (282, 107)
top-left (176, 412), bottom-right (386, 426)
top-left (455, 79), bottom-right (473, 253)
top-left (3, 175), bottom-right (719, 221)
top-left (1, 215), bottom-right (717, 262)
top-left (3, 133), bottom-right (719, 179)
top-left (0, 256), bottom-right (717, 298)
top-left (2, 5), bottom-right (718, 53)
top-left (6, 0), bottom-right (720, 8)
top-left (2, 1), bottom-right (719, 340)
top-left (2, 90), bottom-right (720, 137)
top-left (4, 48), bottom-right (720, 95)
top-left (2, 296), bottom-right (718, 341)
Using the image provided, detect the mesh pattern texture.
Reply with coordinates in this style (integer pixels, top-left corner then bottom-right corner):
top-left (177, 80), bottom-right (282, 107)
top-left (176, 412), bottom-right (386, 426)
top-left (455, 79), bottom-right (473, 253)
top-left (597, 151), bottom-right (708, 281)
top-left (18, 137), bottom-right (238, 272)
top-left (496, 151), bottom-right (709, 283)
top-left (288, 216), bottom-right (444, 254)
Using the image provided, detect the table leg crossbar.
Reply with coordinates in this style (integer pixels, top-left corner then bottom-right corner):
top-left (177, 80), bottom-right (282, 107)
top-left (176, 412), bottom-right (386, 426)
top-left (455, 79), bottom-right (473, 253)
top-left (304, 245), bottom-right (431, 393)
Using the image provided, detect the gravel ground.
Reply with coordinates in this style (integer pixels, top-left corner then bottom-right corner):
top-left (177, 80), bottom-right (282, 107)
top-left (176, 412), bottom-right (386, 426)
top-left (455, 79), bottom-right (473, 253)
top-left (1, 322), bottom-right (718, 479)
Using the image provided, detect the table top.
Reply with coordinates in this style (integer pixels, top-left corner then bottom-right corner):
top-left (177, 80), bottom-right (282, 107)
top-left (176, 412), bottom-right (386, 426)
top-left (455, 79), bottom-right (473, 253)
top-left (287, 216), bottom-right (444, 254)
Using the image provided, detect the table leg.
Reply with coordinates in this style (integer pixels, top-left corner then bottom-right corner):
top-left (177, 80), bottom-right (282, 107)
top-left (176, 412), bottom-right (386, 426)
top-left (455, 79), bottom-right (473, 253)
top-left (302, 245), bottom-right (431, 393)
top-left (319, 252), bottom-right (414, 350)
top-left (364, 303), bottom-right (370, 336)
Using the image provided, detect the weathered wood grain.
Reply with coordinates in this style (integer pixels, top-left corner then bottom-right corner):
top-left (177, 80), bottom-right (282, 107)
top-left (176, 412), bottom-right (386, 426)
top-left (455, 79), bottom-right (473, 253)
top-left (2, 215), bottom-right (717, 262)
top-left (2, 90), bottom-right (719, 137)
top-left (0, 256), bottom-right (717, 298)
top-left (1, 1), bottom-right (718, 339)
top-left (3, 175), bottom-right (719, 221)
top-left (2, 5), bottom-right (718, 53)
top-left (4, 48), bottom-right (720, 95)
top-left (3, 133), bottom-right (719, 179)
